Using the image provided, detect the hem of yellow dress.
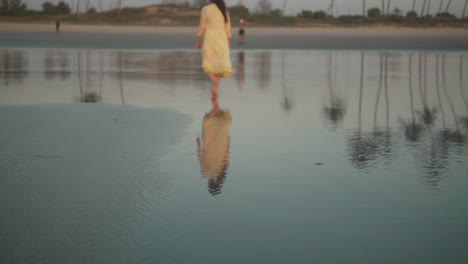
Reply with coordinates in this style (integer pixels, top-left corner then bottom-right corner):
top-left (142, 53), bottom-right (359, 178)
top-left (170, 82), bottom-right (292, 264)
top-left (203, 69), bottom-right (232, 78)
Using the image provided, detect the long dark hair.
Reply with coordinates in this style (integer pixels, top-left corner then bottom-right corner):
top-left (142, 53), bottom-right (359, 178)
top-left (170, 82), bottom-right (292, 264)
top-left (211, 0), bottom-right (228, 23)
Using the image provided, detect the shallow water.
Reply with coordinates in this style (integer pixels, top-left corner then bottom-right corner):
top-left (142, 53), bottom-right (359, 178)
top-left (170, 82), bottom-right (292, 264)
top-left (1, 48), bottom-right (468, 263)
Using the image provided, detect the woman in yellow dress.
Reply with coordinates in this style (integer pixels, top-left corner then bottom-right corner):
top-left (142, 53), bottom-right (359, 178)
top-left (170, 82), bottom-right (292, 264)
top-left (196, 0), bottom-right (232, 96)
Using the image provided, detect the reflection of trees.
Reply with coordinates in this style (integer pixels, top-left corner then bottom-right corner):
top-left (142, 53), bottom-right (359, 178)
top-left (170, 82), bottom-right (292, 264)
top-left (44, 49), bottom-right (71, 81)
top-left (117, 51), bottom-right (125, 104)
top-left (441, 54), bottom-right (465, 143)
top-left (0, 49), bottom-right (28, 86)
top-left (255, 51), bottom-right (271, 90)
top-left (413, 53), bottom-right (467, 189)
top-left (348, 52), bottom-right (378, 170)
top-left (110, 51), bottom-right (206, 92)
top-left (400, 53), bottom-right (424, 142)
top-left (458, 54), bottom-right (468, 130)
top-left (237, 51), bottom-right (245, 92)
top-left (75, 50), bottom-right (102, 103)
top-left (338, 51), bottom-right (466, 185)
top-left (417, 52), bottom-right (438, 127)
top-left (196, 96), bottom-right (232, 196)
top-left (281, 51), bottom-right (294, 112)
top-left (323, 51), bottom-right (345, 128)
top-left (374, 52), bottom-right (392, 163)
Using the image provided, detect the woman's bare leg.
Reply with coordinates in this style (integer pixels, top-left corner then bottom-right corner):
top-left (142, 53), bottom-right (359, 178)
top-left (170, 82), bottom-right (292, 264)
top-left (208, 72), bottom-right (221, 96)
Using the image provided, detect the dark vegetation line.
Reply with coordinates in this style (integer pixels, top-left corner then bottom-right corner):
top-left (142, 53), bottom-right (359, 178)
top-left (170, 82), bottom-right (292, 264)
top-left (0, 0), bottom-right (467, 27)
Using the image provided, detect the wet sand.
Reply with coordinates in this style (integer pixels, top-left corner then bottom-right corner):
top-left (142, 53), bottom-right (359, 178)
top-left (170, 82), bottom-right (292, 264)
top-left (1, 23), bottom-right (468, 50)
top-left (1, 47), bottom-right (468, 263)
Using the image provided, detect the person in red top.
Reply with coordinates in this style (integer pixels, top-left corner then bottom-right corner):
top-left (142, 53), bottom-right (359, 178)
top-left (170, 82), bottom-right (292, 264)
top-left (238, 16), bottom-right (246, 44)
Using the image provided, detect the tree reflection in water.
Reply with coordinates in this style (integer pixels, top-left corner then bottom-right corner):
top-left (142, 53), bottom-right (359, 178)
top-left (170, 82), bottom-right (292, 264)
top-left (281, 51), bottom-right (295, 113)
top-left (0, 49), bottom-right (28, 86)
top-left (347, 51), bottom-right (466, 188)
top-left (400, 53), bottom-right (424, 142)
top-left (255, 51), bottom-right (271, 90)
top-left (196, 96), bottom-right (232, 196)
top-left (323, 51), bottom-right (346, 129)
top-left (417, 52), bottom-right (438, 127)
top-left (75, 50), bottom-right (102, 103)
top-left (348, 52), bottom-right (379, 170)
top-left (457, 54), bottom-right (468, 131)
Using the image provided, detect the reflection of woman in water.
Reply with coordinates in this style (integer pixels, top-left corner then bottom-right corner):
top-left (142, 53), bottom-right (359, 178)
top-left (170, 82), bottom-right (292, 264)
top-left (237, 52), bottom-right (245, 91)
top-left (196, 0), bottom-right (232, 96)
top-left (196, 96), bottom-right (232, 196)
top-left (239, 16), bottom-right (246, 44)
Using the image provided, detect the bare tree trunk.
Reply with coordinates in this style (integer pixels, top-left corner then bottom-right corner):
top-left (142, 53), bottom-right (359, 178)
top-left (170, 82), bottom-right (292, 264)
top-left (426, 0), bottom-right (431, 16)
top-left (421, 0), bottom-right (427, 16)
top-left (438, 0), bottom-right (444, 14)
top-left (460, 55), bottom-right (468, 113)
top-left (75, 0), bottom-right (81, 14)
top-left (436, 54), bottom-right (447, 128)
top-left (442, 54), bottom-right (460, 131)
top-left (387, 0), bottom-right (391, 15)
top-left (412, 0), bottom-right (417, 11)
top-left (359, 52), bottom-right (365, 128)
top-left (363, 0), bottom-right (366, 16)
top-left (117, 0), bottom-right (122, 15)
top-left (382, 0), bottom-right (385, 15)
top-left (99, 0), bottom-right (103, 12)
top-left (409, 54), bottom-right (415, 125)
top-left (374, 53), bottom-right (383, 128)
top-left (327, 0), bottom-right (336, 16)
top-left (282, 0), bottom-right (287, 15)
top-left (84, 0), bottom-right (90, 12)
top-left (118, 51), bottom-right (126, 104)
top-left (445, 0), bottom-right (452, 12)
top-left (384, 52), bottom-right (389, 127)
top-left (463, 0), bottom-right (468, 18)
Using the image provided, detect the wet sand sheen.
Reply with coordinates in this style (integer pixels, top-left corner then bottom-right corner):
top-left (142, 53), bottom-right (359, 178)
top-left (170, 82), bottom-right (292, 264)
top-left (1, 23), bottom-right (468, 50)
top-left (0, 48), bottom-right (467, 263)
top-left (0, 104), bottom-right (191, 263)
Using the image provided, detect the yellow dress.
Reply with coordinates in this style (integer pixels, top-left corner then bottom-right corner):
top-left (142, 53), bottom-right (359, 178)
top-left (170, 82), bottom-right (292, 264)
top-left (197, 4), bottom-right (232, 78)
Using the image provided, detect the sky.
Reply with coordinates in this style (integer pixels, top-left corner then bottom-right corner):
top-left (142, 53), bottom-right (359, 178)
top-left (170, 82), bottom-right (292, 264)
top-left (22, 0), bottom-right (468, 17)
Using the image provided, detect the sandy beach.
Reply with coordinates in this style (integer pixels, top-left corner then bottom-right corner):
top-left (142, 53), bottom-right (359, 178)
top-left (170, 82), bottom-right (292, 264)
top-left (2, 22), bottom-right (468, 34)
top-left (1, 22), bottom-right (468, 50)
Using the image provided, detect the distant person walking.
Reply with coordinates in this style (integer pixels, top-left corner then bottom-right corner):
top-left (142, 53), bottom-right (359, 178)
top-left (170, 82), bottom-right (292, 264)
top-left (56, 20), bottom-right (60, 32)
top-left (196, 0), bottom-right (232, 96)
top-left (238, 16), bottom-right (246, 44)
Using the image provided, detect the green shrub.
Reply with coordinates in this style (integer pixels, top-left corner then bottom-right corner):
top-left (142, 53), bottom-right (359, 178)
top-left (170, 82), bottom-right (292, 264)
top-left (367, 7), bottom-right (381, 18)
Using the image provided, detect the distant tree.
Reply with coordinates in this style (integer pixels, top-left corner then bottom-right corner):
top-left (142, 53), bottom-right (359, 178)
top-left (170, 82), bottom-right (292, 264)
top-left (0, 0), bottom-right (9, 10)
top-left (444, 0), bottom-right (453, 12)
top-left (406, 10), bottom-right (418, 17)
top-left (256, 0), bottom-right (272, 14)
top-left (436, 11), bottom-right (455, 17)
top-left (312, 10), bottom-right (327, 19)
top-left (42, 1), bottom-right (55, 14)
top-left (367, 7), bottom-right (381, 17)
top-left (1, 0), bottom-right (27, 15)
top-left (56, 1), bottom-right (71, 15)
top-left (269, 8), bottom-right (282, 16)
top-left (228, 4), bottom-right (249, 17)
top-left (298, 10), bottom-right (327, 20)
top-left (392, 7), bottom-right (402, 16)
top-left (87, 7), bottom-right (96, 14)
top-left (192, 0), bottom-right (206, 8)
top-left (298, 9), bottom-right (313, 19)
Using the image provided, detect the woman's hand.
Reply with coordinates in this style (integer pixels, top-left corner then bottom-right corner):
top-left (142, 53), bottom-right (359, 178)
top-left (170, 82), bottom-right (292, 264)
top-left (196, 38), bottom-right (202, 49)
